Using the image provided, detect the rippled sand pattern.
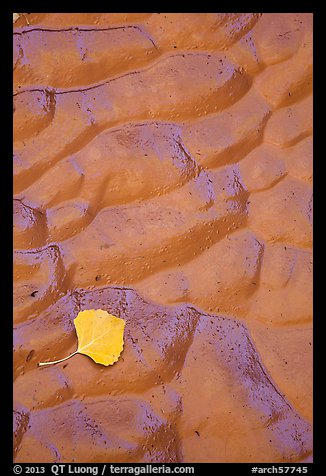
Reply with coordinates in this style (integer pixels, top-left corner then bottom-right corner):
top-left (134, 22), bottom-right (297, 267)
top-left (13, 13), bottom-right (313, 463)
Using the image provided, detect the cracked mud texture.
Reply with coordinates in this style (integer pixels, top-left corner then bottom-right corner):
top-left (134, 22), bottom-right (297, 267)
top-left (13, 13), bottom-right (313, 463)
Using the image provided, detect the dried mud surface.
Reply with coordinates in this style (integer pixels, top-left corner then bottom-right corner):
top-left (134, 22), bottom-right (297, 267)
top-left (13, 13), bottom-right (313, 463)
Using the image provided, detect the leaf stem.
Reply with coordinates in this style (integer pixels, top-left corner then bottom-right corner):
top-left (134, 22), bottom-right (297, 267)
top-left (38, 351), bottom-right (78, 367)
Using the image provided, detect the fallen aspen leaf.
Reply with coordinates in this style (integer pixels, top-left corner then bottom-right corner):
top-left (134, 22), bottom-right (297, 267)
top-left (38, 309), bottom-right (126, 367)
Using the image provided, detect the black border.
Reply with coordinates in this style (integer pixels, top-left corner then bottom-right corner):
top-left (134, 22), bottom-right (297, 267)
top-left (4, 6), bottom-right (14, 476)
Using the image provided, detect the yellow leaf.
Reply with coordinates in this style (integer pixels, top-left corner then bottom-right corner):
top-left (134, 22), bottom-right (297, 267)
top-left (75, 309), bottom-right (125, 365)
top-left (38, 309), bottom-right (125, 367)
